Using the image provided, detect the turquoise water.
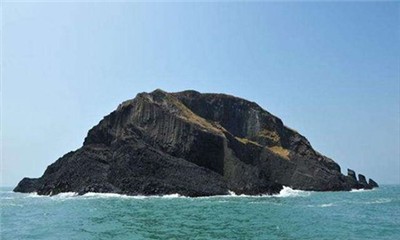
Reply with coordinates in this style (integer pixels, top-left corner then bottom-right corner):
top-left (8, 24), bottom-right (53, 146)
top-left (1, 185), bottom-right (399, 239)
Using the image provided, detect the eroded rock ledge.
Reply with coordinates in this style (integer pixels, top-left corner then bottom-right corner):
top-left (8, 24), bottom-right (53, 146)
top-left (14, 89), bottom-right (378, 196)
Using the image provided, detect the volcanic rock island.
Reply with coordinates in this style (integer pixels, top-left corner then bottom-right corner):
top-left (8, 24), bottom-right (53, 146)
top-left (14, 89), bottom-right (378, 196)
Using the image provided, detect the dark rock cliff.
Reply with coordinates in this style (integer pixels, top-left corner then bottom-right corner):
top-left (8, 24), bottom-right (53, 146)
top-left (14, 89), bottom-right (378, 196)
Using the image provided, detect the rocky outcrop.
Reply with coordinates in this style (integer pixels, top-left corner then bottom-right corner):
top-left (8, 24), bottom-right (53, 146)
top-left (357, 174), bottom-right (371, 189)
top-left (358, 174), bottom-right (368, 185)
top-left (368, 178), bottom-right (379, 188)
top-left (346, 169), bottom-right (358, 187)
top-left (347, 169), bottom-right (357, 180)
top-left (343, 169), bottom-right (377, 190)
top-left (14, 89), bottom-right (378, 196)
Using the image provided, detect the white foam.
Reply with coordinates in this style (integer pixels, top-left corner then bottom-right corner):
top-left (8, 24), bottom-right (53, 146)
top-left (53, 192), bottom-right (78, 198)
top-left (228, 190), bottom-right (236, 196)
top-left (18, 186), bottom-right (312, 199)
top-left (81, 192), bottom-right (185, 199)
top-left (160, 193), bottom-right (183, 198)
top-left (350, 189), bottom-right (367, 192)
top-left (223, 186), bottom-right (311, 198)
top-left (320, 203), bottom-right (334, 207)
top-left (221, 191), bottom-right (254, 198)
top-left (25, 192), bottom-right (46, 198)
top-left (83, 192), bottom-right (132, 198)
top-left (274, 186), bottom-right (311, 198)
top-left (23, 192), bottom-right (79, 199)
top-left (307, 203), bottom-right (334, 208)
top-left (18, 191), bottom-right (185, 199)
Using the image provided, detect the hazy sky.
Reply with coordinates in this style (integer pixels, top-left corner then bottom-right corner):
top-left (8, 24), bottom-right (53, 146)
top-left (2, 1), bottom-right (399, 186)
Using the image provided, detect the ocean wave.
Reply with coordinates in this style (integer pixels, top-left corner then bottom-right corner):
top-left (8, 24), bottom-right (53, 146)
top-left (275, 186), bottom-right (311, 198)
top-left (18, 186), bottom-right (311, 199)
top-left (23, 192), bottom-right (78, 200)
top-left (308, 203), bottom-right (335, 208)
top-left (320, 203), bottom-right (334, 207)
top-left (20, 192), bottom-right (186, 200)
top-left (364, 198), bottom-right (391, 205)
top-left (53, 192), bottom-right (78, 198)
top-left (0, 190), bottom-right (14, 194)
top-left (225, 186), bottom-right (311, 198)
top-left (350, 188), bottom-right (377, 193)
top-left (24, 192), bottom-right (46, 198)
top-left (1, 197), bottom-right (17, 200)
top-left (82, 192), bottom-right (186, 199)
top-left (82, 192), bottom-right (133, 199)
top-left (350, 189), bottom-right (368, 193)
top-left (0, 202), bottom-right (23, 207)
top-left (228, 190), bottom-right (236, 196)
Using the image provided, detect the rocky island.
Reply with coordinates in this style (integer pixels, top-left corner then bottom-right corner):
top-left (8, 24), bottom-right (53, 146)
top-left (14, 89), bottom-right (378, 196)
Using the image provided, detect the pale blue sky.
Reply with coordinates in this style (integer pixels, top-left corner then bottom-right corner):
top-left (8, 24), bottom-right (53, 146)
top-left (2, 2), bottom-right (399, 186)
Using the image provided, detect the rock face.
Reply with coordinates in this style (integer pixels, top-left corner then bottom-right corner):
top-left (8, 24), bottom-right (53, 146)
top-left (346, 169), bottom-right (358, 187)
top-left (344, 169), bottom-right (377, 190)
top-left (14, 89), bottom-right (378, 196)
top-left (368, 178), bottom-right (379, 188)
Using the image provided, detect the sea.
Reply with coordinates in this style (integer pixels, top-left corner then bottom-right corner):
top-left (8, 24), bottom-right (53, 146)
top-left (1, 185), bottom-right (399, 240)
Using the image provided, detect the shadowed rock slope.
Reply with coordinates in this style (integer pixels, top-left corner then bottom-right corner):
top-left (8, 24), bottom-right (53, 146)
top-left (14, 89), bottom-right (378, 196)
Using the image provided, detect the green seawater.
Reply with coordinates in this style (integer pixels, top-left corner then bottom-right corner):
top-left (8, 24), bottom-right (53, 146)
top-left (1, 185), bottom-right (399, 239)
